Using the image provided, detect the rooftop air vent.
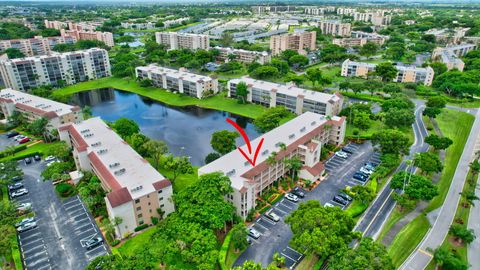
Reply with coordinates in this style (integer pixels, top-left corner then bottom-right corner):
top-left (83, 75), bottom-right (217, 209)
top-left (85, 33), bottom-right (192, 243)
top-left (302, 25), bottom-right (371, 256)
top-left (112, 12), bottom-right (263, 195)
top-left (300, 127), bottom-right (306, 132)
top-left (114, 168), bottom-right (126, 175)
top-left (288, 134), bottom-right (295, 139)
top-left (109, 162), bottom-right (120, 168)
top-left (226, 169), bottom-right (236, 177)
top-left (311, 121), bottom-right (316, 126)
top-left (262, 149), bottom-right (269, 156)
top-left (97, 149), bottom-right (108, 154)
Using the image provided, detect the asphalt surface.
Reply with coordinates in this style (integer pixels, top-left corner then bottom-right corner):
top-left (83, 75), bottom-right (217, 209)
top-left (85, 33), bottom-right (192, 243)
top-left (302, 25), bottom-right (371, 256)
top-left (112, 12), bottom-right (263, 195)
top-left (0, 133), bottom-right (20, 151)
top-left (234, 142), bottom-right (380, 268)
top-left (354, 100), bottom-right (430, 239)
top-left (468, 173), bottom-right (480, 270)
top-left (12, 159), bottom-right (108, 270)
top-left (401, 108), bottom-right (480, 270)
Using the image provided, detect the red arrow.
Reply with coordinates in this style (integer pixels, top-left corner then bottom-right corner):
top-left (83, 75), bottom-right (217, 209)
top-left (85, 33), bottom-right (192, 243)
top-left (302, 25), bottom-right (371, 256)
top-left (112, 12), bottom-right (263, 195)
top-left (226, 118), bottom-right (264, 166)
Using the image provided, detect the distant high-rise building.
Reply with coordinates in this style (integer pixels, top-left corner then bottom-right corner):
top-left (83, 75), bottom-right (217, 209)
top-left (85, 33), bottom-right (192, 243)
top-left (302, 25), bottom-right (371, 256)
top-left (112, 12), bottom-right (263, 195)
top-left (270, 31), bottom-right (316, 55)
top-left (61, 29), bottom-right (114, 47)
top-left (318, 21), bottom-right (351, 37)
top-left (155, 32), bottom-right (209, 51)
top-left (432, 43), bottom-right (478, 71)
top-left (0, 36), bottom-right (77, 57)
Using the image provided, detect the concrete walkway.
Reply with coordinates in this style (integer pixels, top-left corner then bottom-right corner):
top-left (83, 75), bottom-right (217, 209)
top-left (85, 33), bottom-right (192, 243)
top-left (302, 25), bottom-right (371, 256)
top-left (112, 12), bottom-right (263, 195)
top-left (400, 109), bottom-right (480, 270)
top-left (468, 174), bottom-right (480, 270)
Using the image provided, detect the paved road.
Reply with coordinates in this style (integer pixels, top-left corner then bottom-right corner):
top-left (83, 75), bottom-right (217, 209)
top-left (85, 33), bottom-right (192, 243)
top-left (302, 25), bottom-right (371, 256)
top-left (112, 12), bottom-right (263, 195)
top-left (15, 160), bottom-right (107, 270)
top-left (234, 142), bottom-right (379, 268)
top-left (354, 100), bottom-right (429, 238)
top-left (468, 173), bottom-right (480, 270)
top-left (400, 108), bottom-right (480, 270)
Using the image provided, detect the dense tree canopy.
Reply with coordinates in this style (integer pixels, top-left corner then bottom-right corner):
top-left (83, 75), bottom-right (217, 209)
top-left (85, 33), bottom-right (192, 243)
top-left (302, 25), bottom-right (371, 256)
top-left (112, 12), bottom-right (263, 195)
top-left (329, 238), bottom-right (394, 270)
top-left (211, 130), bottom-right (239, 155)
top-left (372, 129), bottom-right (410, 155)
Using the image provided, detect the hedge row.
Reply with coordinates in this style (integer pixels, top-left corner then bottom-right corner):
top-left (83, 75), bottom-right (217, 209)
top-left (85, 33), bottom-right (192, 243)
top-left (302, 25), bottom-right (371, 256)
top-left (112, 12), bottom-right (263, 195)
top-left (134, 224), bottom-right (149, 232)
top-left (218, 229), bottom-right (233, 270)
top-left (0, 144), bottom-right (27, 158)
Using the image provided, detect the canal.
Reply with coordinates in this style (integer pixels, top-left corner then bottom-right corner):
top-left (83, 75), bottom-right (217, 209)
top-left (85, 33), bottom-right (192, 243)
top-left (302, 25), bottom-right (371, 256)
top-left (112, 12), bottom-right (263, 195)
top-left (71, 88), bottom-right (261, 166)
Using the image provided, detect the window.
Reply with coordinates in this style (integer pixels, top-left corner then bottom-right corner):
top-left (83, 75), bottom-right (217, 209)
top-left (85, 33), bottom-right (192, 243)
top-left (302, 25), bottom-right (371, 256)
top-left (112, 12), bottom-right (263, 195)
top-left (137, 214), bottom-right (143, 218)
top-left (149, 209), bottom-right (152, 213)
top-left (135, 199), bottom-right (140, 204)
top-left (139, 220), bottom-right (144, 225)
top-left (136, 207), bottom-right (141, 211)
top-left (147, 195), bottom-right (150, 198)
top-left (159, 197), bottom-right (164, 201)
top-left (148, 202), bottom-right (151, 206)
top-left (160, 204), bottom-right (165, 208)
top-left (158, 190), bottom-right (163, 194)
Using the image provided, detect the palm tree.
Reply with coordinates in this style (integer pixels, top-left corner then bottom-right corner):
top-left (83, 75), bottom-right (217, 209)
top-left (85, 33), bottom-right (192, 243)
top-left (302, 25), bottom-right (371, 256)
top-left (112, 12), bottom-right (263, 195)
top-left (266, 151), bottom-right (278, 165)
top-left (112, 217), bottom-right (123, 238)
top-left (285, 157), bottom-right (302, 181)
top-left (469, 160), bottom-right (480, 184)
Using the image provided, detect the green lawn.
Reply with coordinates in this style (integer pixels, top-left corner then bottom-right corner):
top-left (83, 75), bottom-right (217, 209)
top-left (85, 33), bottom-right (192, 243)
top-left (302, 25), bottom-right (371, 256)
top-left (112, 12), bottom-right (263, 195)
top-left (387, 215), bottom-right (431, 267)
top-left (0, 141), bottom-right (63, 162)
top-left (225, 241), bottom-right (242, 269)
top-left (425, 109), bottom-right (475, 212)
top-left (376, 208), bottom-right (407, 243)
top-left (115, 226), bottom-right (157, 256)
top-left (53, 77), bottom-right (268, 119)
top-left (157, 165), bottom-right (199, 192)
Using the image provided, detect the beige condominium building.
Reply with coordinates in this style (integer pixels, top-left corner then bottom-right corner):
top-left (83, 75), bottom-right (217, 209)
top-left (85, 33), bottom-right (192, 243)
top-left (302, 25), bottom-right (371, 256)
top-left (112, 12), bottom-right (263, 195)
top-left (432, 43), bottom-right (478, 71)
top-left (199, 112), bottom-right (346, 219)
top-left (213, 46), bottom-right (271, 64)
top-left (0, 88), bottom-right (83, 130)
top-left (0, 48), bottom-right (111, 91)
top-left (136, 64), bottom-right (218, 99)
top-left (317, 20), bottom-right (351, 37)
top-left (59, 117), bottom-right (175, 237)
top-left (228, 77), bottom-right (343, 116)
top-left (155, 32), bottom-right (209, 51)
top-left (332, 35), bottom-right (386, 47)
top-left (270, 31), bottom-right (316, 55)
top-left (0, 35), bottom-right (77, 57)
top-left (341, 59), bottom-right (434, 86)
top-left (60, 29), bottom-right (114, 47)
top-left (304, 6), bottom-right (336, 15)
top-left (44, 20), bottom-right (99, 32)
top-left (353, 12), bottom-right (392, 26)
top-left (425, 28), bottom-right (470, 44)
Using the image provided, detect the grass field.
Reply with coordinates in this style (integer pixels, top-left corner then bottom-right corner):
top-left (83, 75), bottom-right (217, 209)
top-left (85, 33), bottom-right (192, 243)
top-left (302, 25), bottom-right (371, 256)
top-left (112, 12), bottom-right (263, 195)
top-left (0, 141), bottom-right (63, 162)
top-left (53, 77), bottom-right (268, 120)
top-left (387, 214), bottom-right (431, 267)
top-left (115, 226), bottom-right (157, 256)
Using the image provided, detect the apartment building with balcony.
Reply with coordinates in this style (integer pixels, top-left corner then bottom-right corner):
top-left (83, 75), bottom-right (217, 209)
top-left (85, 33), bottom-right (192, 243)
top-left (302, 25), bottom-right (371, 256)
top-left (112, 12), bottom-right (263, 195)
top-left (59, 117), bottom-right (174, 237)
top-left (60, 29), bottom-right (114, 47)
top-left (341, 59), bottom-right (434, 86)
top-left (136, 64), bottom-right (218, 99)
top-left (425, 28), bottom-right (470, 44)
top-left (251, 5), bottom-right (296, 14)
top-left (44, 20), bottom-right (100, 32)
top-left (228, 77), bottom-right (343, 116)
top-left (0, 35), bottom-right (77, 57)
top-left (269, 31), bottom-right (316, 55)
top-left (0, 48), bottom-right (111, 91)
top-left (304, 6), bottom-right (336, 15)
top-left (0, 88), bottom-right (82, 130)
top-left (213, 46), bottom-right (271, 64)
top-left (198, 112), bottom-right (346, 219)
top-left (155, 32), bottom-right (209, 51)
top-left (332, 35), bottom-right (386, 47)
top-left (432, 43), bottom-right (477, 71)
top-left (44, 20), bottom-right (68, 30)
top-left (317, 20), bottom-right (351, 37)
top-left (353, 12), bottom-right (392, 26)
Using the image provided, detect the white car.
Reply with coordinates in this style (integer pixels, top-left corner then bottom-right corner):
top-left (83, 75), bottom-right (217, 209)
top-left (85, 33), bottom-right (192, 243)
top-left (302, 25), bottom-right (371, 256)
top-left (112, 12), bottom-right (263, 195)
top-left (11, 188), bottom-right (28, 198)
top-left (16, 203), bottom-right (32, 212)
top-left (44, 156), bottom-right (56, 162)
top-left (360, 166), bottom-right (374, 175)
top-left (285, 193), bottom-right (299, 202)
top-left (248, 228), bottom-right (261, 239)
top-left (335, 151), bottom-right (348, 159)
top-left (324, 203), bottom-right (335, 207)
top-left (17, 221), bottom-right (37, 233)
top-left (46, 160), bottom-right (60, 167)
top-left (14, 135), bottom-right (27, 141)
top-left (15, 217), bottom-right (35, 228)
top-left (264, 210), bottom-right (280, 222)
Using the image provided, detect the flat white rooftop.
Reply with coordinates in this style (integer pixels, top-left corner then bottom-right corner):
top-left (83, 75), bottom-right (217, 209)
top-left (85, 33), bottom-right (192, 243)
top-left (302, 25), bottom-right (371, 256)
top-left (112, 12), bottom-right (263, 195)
top-left (0, 48), bottom-right (105, 63)
top-left (0, 88), bottom-right (78, 117)
top-left (230, 77), bottom-right (341, 104)
top-left (70, 117), bottom-right (166, 200)
top-left (137, 64), bottom-right (213, 83)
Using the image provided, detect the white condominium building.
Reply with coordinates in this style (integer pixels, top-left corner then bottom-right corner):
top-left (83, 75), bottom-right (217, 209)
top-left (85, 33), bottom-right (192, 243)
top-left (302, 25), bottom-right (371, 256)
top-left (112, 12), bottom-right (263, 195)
top-left (353, 12), bottom-right (392, 26)
top-left (0, 48), bottom-right (111, 91)
top-left (337, 8), bottom-right (356, 16)
top-left (60, 29), bottom-right (114, 47)
top-left (0, 35), bottom-right (77, 57)
top-left (228, 77), bottom-right (343, 116)
top-left (332, 36), bottom-right (385, 47)
top-left (0, 88), bottom-right (83, 130)
top-left (251, 5), bottom-right (296, 14)
top-left (432, 43), bottom-right (477, 71)
top-left (304, 6), bottom-right (336, 15)
top-left (269, 31), bottom-right (316, 55)
top-left (136, 65), bottom-right (218, 99)
top-left (341, 59), bottom-right (434, 86)
top-left (199, 112), bottom-right (346, 219)
top-left (318, 20), bottom-right (351, 37)
top-left (425, 28), bottom-right (470, 44)
top-left (44, 20), bottom-right (68, 30)
top-left (214, 46), bottom-right (271, 64)
top-left (155, 32), bottom-right (209, 51)
top-left (59, 117), bottom-right (175, 237)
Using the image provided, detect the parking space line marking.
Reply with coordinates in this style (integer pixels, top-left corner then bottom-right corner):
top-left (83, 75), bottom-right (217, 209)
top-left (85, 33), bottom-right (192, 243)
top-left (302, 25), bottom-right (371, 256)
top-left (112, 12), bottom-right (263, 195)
top-left (281, 252), bottom-right (298, 263)
top-left (260, 218), bottom-right (276, 226)
top-left (286, 246), bottom-right (303, 259)
top-left (21, 238), bottom-right (43, 247)
top-left (19, 232), bottom-right (41, 241)
top-left (74, 217), bottom-right (90, 223)
top-left (22, 244), bottom-right (45, 255)
top-left (68, 207), bottom-right (86, 216)
top-left (26, 257), bottom-right (49, 267)
top-left (76, 227), bottom-right (96, 236)
top-left (65, 204), bottom-right (82, 211)
top-left (273, 206), bottom-right (287, 214)
top-left (24, 250), bottom-right (48, 260)
top-left (74, 223), bottom-right (94, 232)
top-left (36, 264), bottom-right (51, 270)
top-left (63, 198), bottom-right (80, 206)
top-left (280, 202), bottom-right (293, 210)
top-left (85, 244), bottom-right (106, 255)
top-left (254, 223), bottom-right (268, 232)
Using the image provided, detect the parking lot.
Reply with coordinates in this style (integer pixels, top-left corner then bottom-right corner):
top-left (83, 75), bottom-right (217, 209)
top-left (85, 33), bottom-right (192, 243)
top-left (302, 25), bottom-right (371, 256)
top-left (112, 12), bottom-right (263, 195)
top-left (0, 132), bottom-right (20, 151)
top-left (235, 142), bottom-right (380, 268)
top-left (11, 159), bottom-right (108, 270)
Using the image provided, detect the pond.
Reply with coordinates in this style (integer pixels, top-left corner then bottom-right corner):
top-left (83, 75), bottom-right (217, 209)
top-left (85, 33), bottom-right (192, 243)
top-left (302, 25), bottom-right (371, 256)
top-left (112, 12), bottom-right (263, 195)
top-left (71, 88), bottom-right (261, 166)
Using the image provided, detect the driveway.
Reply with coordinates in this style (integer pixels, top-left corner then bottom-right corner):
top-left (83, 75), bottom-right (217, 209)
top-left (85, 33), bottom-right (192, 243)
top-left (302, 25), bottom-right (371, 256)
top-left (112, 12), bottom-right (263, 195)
top-left (0, 133), bottom-right (19, 151)
top-left (234, 142), bottom-right (379, 268)
top-left (13, 159), bottom-right (108, 270)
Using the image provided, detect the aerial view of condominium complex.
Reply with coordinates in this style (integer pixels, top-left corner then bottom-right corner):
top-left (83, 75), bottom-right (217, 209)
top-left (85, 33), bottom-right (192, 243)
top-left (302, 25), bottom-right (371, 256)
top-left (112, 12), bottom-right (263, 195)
top-left (1, 2), bottom-right (479, 270)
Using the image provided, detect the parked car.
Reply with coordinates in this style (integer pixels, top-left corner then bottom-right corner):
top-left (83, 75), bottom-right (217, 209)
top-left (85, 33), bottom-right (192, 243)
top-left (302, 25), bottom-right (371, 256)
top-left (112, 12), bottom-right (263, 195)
top-left (85, 236), bottom-right (103, 250)
top-left (8, 182), bottom-right (23, 191)
top-left (353, 172), bottom-right (368, 182)
top-left (360, 166), bottom-right (374, 175)
top-left (246, 237), bottom-right (252, 245)
top-left (11, 176), bottom-right (22, 182)
top-left (291, 186), bottom-right (305, 198)
top-left (44, 156), bottom-right (56, 162)
top-left (24, 157), bottom-right (32, 165)
top-left (341, 146), bottom-right (354, 154)
top-left (18, 137), bottom-right (30, 144)
top-left (248, 228), bottom-right (261, 239)
top-left (46, 160), bottom-right (60, 167)
top-left (33, 154), bottom-right (41, 161)
top-left (364, 163), bottom-right (376, 171)
top-left (15, 217), bottom-right (35, 228)
top-left (333, 195), bottom-right (348, 206)
top-left (324, 202), bottom-right (335, 207)
top-left (264, 210), bottom-right (280, 222)
top-left (285, 193), bottom-right (299, 202)
top-left (16, 203), bottom-right (32, 212)
top-left (6, 131), bottom-right (19, 138)
top-left (13, 135), bottom-right (25, 141)
top-left (10, 188), bottom-right (28, 198)
top-left (335, 151), bottom-right (348, 159)
top-left (17, 221), bottom-right (37, 233)
top-left (338, 192), bottom-right (352, 201)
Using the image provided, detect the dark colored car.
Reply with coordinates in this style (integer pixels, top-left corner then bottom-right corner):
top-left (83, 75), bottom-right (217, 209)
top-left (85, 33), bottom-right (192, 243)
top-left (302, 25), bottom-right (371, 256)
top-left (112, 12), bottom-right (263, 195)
top-left (11, 176), bottom-right (22, 182)
top-left (33, 154), bottom-right (41, 161)
top-left (85, 237), bottom-right (103, 250)
top-left (341, 146), bottom-right (354, 154)
top-left (6, 131), bottom-right (19, 138)
top-left (353, 172), bottom-right (368, 182)
top-left (24, 157), bottom-right (32, 164)
top-left (291, 187), bottom-right (305, 198)
top-left (338, 192), bottom-right (352, 201)
top-left (333, 195), bottom-right (348, 206)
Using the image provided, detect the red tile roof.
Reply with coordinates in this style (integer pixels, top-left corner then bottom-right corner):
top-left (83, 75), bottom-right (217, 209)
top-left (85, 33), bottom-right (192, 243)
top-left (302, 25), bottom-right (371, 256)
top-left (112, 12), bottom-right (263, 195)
top-left (106, 187), bottom-right (132, 208)
top-left (306, 141), bottom-right (318, 151)
top-left (69, 126), bottom-right (88, 152)
top-left (88, 151), bottom-right (122, 191)
top-left (152, 179), bottom-right (172, 191)
top-left (302, 162), bottom-right (325, 176)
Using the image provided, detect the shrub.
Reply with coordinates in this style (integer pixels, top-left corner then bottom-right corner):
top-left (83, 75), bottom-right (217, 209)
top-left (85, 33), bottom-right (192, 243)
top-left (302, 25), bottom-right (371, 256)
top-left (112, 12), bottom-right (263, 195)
top-left (218, 230), bottom-right (233, 270)
top-left (110, 239), bottom-right (120, 246)
top-left (55, 183), bottom-right (75, 197)
top-left (134, 224), bottom-right (149, 232)
top-left (151, 216), bottom-right (159, 225)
